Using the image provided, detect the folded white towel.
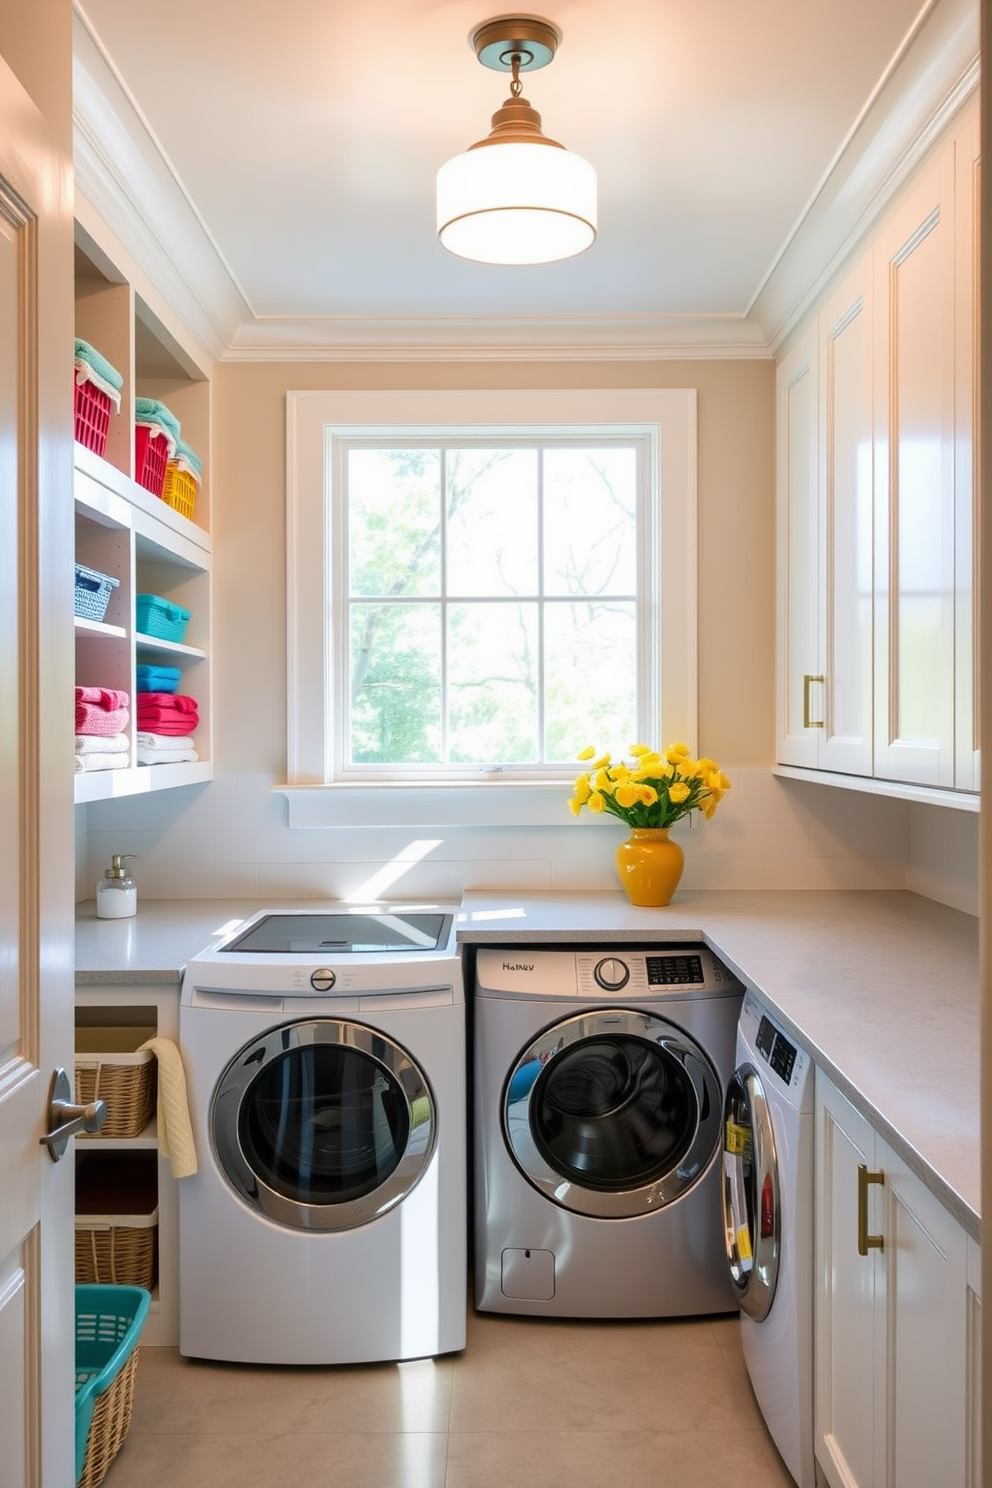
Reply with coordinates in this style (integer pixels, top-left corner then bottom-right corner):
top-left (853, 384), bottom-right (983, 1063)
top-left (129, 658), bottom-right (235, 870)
top-left (137, 747), bottom-right (198, 765)
top-left (75, 732), bottom-right (129, 755)
top-left (137, 1037), bottom-right (197, 1178)
top-left (136, 732), bottom-right (196, 750)
top-left (74, 751), bottom-right (129, 772)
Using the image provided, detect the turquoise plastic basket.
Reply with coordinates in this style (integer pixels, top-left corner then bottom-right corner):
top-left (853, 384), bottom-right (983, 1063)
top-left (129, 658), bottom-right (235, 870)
top-left (75, 1284), bottom-right (150, 1485)
top-left (134, 593), bottom-right (190, 644)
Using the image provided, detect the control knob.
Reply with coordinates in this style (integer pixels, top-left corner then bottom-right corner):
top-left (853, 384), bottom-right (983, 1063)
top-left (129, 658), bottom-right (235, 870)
top-left (594, 956), bottom-right (629, 990)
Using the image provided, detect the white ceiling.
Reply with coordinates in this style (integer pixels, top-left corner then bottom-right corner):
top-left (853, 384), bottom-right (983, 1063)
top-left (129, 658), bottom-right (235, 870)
top-left (72, 0), bottom-right (979, 360)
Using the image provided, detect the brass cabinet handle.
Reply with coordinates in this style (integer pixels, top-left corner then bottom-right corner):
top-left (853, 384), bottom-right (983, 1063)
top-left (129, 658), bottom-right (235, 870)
top-left (857, 1163), bottom-right (885, 1254)
top-left (803, 674), bottom-right (825, 728)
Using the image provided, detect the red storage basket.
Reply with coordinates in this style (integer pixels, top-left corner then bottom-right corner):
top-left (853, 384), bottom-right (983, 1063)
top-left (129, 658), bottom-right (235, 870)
top-left (134, 426), bottom-right (169, 498)
top-left (74, 378), bottom-right (112, 458)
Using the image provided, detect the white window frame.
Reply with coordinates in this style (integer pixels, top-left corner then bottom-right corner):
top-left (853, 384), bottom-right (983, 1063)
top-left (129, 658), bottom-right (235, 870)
top-left (282, 389), bottom-right (697, 828)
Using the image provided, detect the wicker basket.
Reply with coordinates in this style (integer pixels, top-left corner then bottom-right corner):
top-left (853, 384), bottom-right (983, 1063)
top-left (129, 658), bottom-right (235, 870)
top-left (75, 1152), bottom-right (158, 1289)
top-left (75, 1028), bottom-right (157, 1139)
top-left (75, 1285), bottom-right (150, 1488)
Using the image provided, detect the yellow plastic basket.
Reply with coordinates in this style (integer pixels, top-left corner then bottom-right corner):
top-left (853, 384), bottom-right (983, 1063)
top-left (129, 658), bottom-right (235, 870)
top-left (161, 460), bottom-right (198, 521)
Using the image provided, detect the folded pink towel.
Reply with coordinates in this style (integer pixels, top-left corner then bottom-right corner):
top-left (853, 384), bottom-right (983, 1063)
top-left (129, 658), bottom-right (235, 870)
top-left (136, 708), bottom-right (199, 732)
top-left (136, 692), bottom-right (198, 713)
top-left (75, 702), bottom-right (130, 735)
top-left (75, 686), bottom-right (129, 710)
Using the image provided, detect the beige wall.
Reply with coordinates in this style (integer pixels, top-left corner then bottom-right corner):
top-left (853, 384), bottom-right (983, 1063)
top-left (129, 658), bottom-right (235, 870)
top-left (212, 358), bottom-right (775, 776)
top-left (0, 0), bottom-right (72, 150)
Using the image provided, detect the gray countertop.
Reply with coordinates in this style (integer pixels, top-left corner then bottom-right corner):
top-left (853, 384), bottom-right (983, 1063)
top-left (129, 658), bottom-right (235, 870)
top-left (75, 889), bottom-right (981, 1240)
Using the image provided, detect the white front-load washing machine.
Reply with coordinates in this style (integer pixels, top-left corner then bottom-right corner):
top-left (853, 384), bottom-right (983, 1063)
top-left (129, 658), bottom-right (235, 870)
top-left (178, 905), bottom-right (466, 1365)
top-left (474, 944), bottom-right (744, 1317)
top-left (721, 989), bottom-right (815, 1488)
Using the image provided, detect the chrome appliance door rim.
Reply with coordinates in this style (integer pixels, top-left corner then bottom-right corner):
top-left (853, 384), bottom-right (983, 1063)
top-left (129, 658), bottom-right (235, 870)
top-left (722, 1062), bottom-right (780, 1321)
top-left (502, 1008), bottom-right (722, 1218)
top-left (211, 1017), bottom-right (436, 1232)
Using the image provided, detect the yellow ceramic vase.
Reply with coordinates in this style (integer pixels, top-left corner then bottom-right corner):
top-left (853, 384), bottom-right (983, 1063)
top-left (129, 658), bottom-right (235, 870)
top-left (615, 827), bottom-right (684, 907)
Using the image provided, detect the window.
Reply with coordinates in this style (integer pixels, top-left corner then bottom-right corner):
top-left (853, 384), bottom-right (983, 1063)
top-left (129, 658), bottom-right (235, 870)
top-left (285, 390), bottom-right (696, 827)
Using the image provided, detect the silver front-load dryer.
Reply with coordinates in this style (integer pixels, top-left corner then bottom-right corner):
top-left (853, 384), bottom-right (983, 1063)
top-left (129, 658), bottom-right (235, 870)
top-left (474, 945), bottom-right (745, 1317)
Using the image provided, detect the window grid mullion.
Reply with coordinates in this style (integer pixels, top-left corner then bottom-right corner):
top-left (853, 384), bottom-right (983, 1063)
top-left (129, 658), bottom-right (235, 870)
top-left (440, 448), bottom-right (449, 765)
top-left (537, 448), bottom-right (546, 764)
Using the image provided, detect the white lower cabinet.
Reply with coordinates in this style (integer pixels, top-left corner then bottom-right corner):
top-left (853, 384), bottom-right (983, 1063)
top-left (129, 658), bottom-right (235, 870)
top-left (815, 1073), bottom-right (981, 1488)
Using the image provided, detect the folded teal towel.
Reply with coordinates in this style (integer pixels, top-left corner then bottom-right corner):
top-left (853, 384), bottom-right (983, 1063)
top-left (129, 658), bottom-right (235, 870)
top-left (73, 338), bottom-right (123, 390)
top-left (135, 397), bottom-right (181, 443)
top-left (173, 437), bottom-right (202, 479)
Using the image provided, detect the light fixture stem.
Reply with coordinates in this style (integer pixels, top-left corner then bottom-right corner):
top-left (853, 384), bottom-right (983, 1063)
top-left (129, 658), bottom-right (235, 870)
top-left (510, 54), bottom-right (523, 96)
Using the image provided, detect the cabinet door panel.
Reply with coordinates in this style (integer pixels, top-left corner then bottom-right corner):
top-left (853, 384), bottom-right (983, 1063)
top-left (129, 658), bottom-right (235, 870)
top-left (819, 254), bottom-right (874, 774)
top-left (873, 150), bottom-right (956, 786)
top-left (953, 103), bottom-right (980, 791)
top-left (884, 1153), bottom-right (967, 1488)
top-left (815, 1077), bottom-right (880, 1488)
top-left (776, 328), bottom-right (820, 767)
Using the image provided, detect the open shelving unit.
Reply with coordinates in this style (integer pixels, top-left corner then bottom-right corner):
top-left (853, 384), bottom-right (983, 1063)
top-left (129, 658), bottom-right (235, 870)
top-left (74, 224), bottom-right (213, 804)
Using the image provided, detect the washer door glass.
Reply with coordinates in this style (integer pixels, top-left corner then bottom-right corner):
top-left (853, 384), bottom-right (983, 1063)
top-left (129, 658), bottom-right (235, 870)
top-left (212, 1019), bottom-right (435, 1231)
top-left (504, 1009), bottom-right (722, 1218)
top-left (722, 1063), bottom-right (780, 1320)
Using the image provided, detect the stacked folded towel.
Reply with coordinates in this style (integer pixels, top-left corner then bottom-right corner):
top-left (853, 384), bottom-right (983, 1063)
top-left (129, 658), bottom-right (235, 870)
top-left (137, 734), bottom-right (199, 765)
top-left (171, 437), bottom-right (203, 481)
top-left (134, 397), bottom-right (181, 457)
top-left (137, 691), bottom-right (199, 764)
top-left (74, 686), bottom-right (130, 771)
top-left (73, 339), bottom-right (123, 410)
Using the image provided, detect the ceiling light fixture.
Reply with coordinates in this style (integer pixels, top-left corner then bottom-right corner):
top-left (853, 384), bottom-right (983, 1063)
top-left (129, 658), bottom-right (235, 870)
top-left (436, 17), bottom-right (597, 266)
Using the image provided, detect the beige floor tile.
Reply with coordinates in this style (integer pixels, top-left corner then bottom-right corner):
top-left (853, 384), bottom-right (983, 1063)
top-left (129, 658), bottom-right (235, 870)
top-left (107, 1430), bottom-right (448, 1488)
top-left (110, 1313), bottom-right (802, 1488)
top-left (444, 1426), bottom-right (792, 1488)
top-left (127, 1348), bottom-right (453, 1436)
top-left (450, 1314), bottom-right (758, 1434)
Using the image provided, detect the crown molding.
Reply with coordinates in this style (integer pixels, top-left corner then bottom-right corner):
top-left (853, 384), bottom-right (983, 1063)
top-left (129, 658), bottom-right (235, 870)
top-left (221, 314), bottom-right (771, 362)
top-left (749, 0), bottom-right (979, 353)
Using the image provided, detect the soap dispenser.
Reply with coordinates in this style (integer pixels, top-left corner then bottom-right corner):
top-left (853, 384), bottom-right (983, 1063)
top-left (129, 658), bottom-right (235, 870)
top-left (96, 854), bottom-right (137, 919)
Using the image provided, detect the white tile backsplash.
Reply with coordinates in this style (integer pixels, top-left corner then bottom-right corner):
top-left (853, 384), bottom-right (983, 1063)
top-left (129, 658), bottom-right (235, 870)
top-left (79, 767), bottom-right (977, 914)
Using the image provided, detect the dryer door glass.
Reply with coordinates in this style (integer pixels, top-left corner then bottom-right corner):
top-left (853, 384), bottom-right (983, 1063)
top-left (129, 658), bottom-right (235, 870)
top-left (504, 1009), bottom-right (722, 1218)
top-left (721, 1064), bottom-right (780, 1321)
top-left (212, 1018), bottom-right (436, 1231)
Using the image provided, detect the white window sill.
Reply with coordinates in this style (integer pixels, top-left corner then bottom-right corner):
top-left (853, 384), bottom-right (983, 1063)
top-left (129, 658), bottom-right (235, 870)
top-left (275, 782), bottom-right (602, 830)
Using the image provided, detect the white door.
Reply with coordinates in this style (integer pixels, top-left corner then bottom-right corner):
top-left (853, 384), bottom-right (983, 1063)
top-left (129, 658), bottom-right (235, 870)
top-left (0, 52), bottom-right (76, 1488)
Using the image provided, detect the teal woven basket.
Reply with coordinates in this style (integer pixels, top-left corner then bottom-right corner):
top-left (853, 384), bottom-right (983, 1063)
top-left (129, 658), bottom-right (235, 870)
top-left (75, 1284), bottom-right (150, 1487)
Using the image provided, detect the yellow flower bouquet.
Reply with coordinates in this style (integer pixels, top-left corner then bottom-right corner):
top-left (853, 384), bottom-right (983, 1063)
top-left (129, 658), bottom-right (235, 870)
top-left (568, 742), bottom-right (731, 828)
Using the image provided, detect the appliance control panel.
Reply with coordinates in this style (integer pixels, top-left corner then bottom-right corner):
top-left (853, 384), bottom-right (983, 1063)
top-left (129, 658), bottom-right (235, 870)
top-left (740, 989), bottom-right (812, 1105)
top-left (476, 945), bottom-right (745, 1001)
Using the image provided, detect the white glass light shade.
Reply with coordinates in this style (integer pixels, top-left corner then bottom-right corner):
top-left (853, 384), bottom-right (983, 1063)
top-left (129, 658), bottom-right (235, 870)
top-left (437, 141), bottom-right (597, 265)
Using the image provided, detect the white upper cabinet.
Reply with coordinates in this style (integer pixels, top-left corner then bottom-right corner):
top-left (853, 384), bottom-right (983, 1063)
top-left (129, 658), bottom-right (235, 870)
top-left (872, 143), bottom-right (957, 788)
top-left (776, 96), bottom-right (979, 802)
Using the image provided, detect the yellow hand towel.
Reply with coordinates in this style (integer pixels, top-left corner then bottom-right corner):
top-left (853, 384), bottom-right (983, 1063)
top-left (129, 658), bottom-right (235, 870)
top-left (138, 1036), bottom-right (198, 1178)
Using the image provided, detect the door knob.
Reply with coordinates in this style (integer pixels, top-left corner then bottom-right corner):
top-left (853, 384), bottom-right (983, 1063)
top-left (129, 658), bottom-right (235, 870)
top-left (39, 1066), bottom-right (107, 1162)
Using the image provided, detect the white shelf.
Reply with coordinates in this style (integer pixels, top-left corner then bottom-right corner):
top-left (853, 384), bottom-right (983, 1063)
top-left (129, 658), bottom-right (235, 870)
top-left (134, 633), bottom-right (206, 660)
top-left (78, 1116), bottom-right (158, 1151)
top-left (74, 615), bottom-right (127, 640)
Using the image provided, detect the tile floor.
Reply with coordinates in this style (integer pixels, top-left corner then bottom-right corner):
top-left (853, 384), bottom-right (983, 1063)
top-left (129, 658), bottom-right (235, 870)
top-left (105, 1307), bottom-right (796, 1488)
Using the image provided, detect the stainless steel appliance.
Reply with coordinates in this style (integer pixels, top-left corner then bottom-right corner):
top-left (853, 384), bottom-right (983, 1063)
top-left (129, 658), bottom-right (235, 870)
top-left (474, 944), bottom-right (744, 1317)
